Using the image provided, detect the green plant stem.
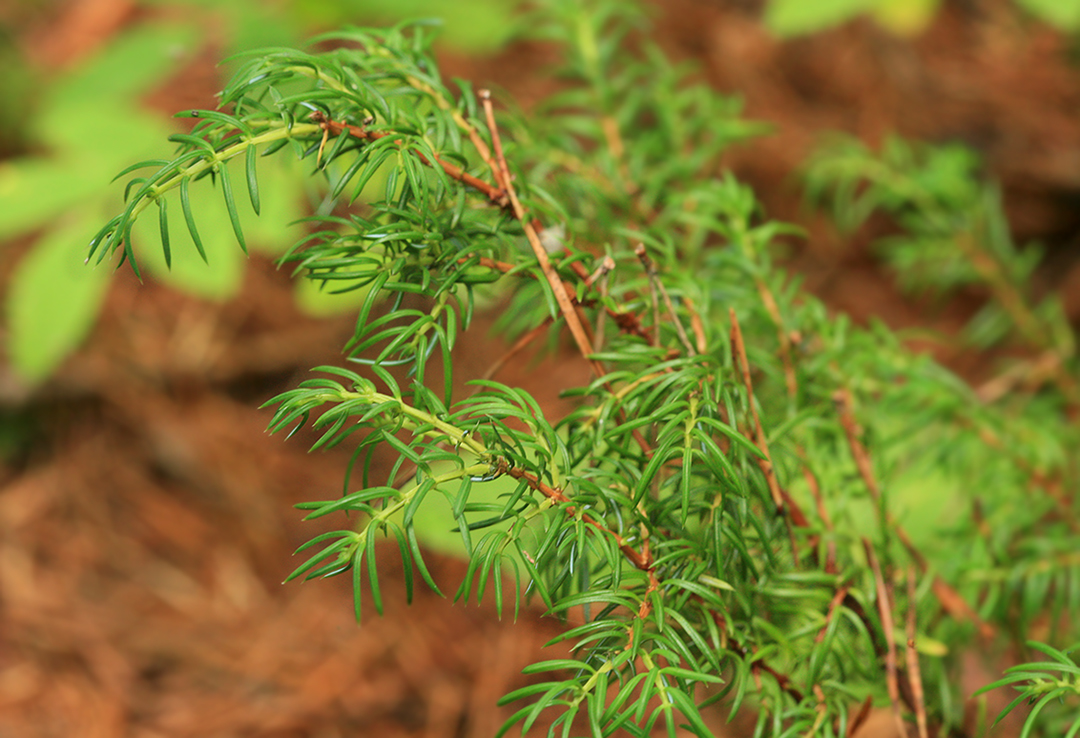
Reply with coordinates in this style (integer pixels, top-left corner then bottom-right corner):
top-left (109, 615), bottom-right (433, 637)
top-left (109, 121), bottom-right (322, 248)
top-left (342, 386), bottom-right (490, 458)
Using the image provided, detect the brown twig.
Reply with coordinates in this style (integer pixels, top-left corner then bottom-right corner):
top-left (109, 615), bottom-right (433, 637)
top-left (835, 388), bottom-right (996, 640)
top-left (816, 585), bottom-right (849, 644)
top-left (312, 110), bottom-right (658, 349)
top-left (635, 244), bottom-right (696, 356)
top-left (753, 276), bottom-right (798, 401)
top-left (976, 350), bottom-right (1066, 403)
top-left (475, 93), bottom-right (658, 461)
top-left (905, 567), bottom-right (930, 738)
top-left (709, 611), bottom-right (806, 704)
top-left (588, 256), bottom-right (616, 352)
top-left (456, 255), bottom-right (516, 274)
top-left (499, 463), bottom-right (651, 572)
top-left (317, 100), bottom-right (660, 472)
top-left (500, 461), bottom-right (668, 650)
top-left (476, 93), bottom-right (596, 370)
top-left (481, 319), bottom-right (552, 382)
top-left (968, 420), bottom-right (1079, 534)
top-left (864, 539), bottom-right (906, 738)
top-left (955, 233), bottom-right (1079, 408)
top-left (801, 461), bottom-right (838, 573)
top-left (479, 89), bottom-right (514, 195)
top-left (310, 111), bottom-right (508, 207)
top-left (729, 309), bottom-right (787, 516)
top-left (683, 295), bottom-right (708, 354)
top-left (845, 696), bottom-right (874, 738)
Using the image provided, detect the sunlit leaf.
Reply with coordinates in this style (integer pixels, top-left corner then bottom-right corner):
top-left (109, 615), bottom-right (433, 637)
top-left (764, 0), bottom-right (875, 37)
top-left (7, 214), bottom-right (113, 381)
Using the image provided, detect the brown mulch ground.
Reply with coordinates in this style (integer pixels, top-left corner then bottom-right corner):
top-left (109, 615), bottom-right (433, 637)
top-left (3, 0), bottom-right (1080, 736)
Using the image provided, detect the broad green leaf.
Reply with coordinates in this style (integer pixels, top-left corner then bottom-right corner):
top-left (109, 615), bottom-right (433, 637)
top-left (765, 0), bottom-right (876, 37)
top-left (46, 23), bottom-right (198, 109)
top-left (1016, 0), bottom-right (1080, 30)
top-left (228, 4), bottom-right (298, 54)
top-left (45, 103), bottom-right (177, 166)
top-left (7, 214), bottom-right (113, 381)
top-left (0, 36), bottom-right (37, 155)
top-left (0, 108), bottom-right (173, 239)
top-left (0, 158), bottom-right (102, 239)
top-left (872, 0), bottom-right (940, 35)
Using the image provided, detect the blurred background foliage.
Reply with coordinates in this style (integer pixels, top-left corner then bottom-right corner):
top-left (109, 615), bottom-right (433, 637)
top-left (0, 0), bottom-right (524, 385)
top-left (766, 0), bottom-right (1080, 36)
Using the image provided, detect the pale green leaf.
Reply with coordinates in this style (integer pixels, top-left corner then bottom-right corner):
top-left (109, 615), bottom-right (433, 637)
top-left (0, 158), bottom-right (101, 239)
top-left (46, 23), bottom-right (198, 109)
top-left (7, 215), bottom-right (113, 381)
top-left (765, 0), bottom-right (876, 37)
top-left (871, 0), bottom-right (940, 35)
top-left (1015, 0), bottom-right (1080, 30)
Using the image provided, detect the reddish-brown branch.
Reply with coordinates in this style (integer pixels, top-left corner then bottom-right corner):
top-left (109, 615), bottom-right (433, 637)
top-left (502, 463), bottom-right (653, 574)
top-left (588, 256), bottom-right (615, 352)
top-left (319, 103), bottom-right (660, 470)
top-left (313, 110), bottom-right (658, 350)
top-left (845, 696), bottom-right (874, 738)
top-left (970, 421), bottom-right (1079, 534)
top-left (456, 255), bottom-right (516, 274)
top-left (479, 89), bottom-right (514, 196)
top-left (683, 296), bottom-right (707, 354)
top-left (753, 276), bottom-right (797, 400)
top-left (864, 539), bottom-right (906, 738)
top-left (475, 94), bottom-right (596, 370)
top-left (730, 309), bottom-right (786, 515)
top-left (710, 611), bottom-right (805, 704)
top-left (835, 388), bottom-right (996, 640)
top-left (501, 461), bottom-right (662, 648)
top-left (635, 244), bottom-right (695, 355)
top-left (311, 112), bottom-right (509, 206)
top-left (905, 568), bottom-right (930, 738)
top-left (815, 585), bottom-right (849, 644)
top-left (801, 462), bottom-right (837, 573)
top-left (729, 310), bottom-right (815, 536)
top-left (481, 319), bottom-right (552, 382)
top-left (955, 233), bottom-right (1079, 410)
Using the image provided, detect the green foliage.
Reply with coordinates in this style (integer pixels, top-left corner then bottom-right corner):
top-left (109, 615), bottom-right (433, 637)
top-left (805, 135), bottom-right (1075, 367)
top-left (0, 29), bottom-right (36, 157)
top-left (97, 2), bottom-right (1080, 736)
top-left (292, 0), bottom-right (524, 52)
top-left (0, 8), bottom-right (282, 382)
top-left (8, 217), bottom-right (113, 380)
top-left (765, 0), bottom-right (883, 37)
top-left (764, 0), bottom-right (1080, 36)
top-left (0, 21), bottom-right (194, 381)
top-left (1016, 0), bottom-right (1080, 31)
top-left (974, 641), bottom-right (1080, 737)
top-left (3, 0), bottom-right (499, 383)
top-left (807, 133), bottom-right (1080, 738)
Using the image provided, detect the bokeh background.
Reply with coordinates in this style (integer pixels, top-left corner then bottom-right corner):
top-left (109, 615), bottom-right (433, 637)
top-left (2, 0), bottom-right (1080, 735)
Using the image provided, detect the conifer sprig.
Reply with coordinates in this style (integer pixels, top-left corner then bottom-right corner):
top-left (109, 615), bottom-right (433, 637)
top-left (96, 3), bottom-right (1080, 736)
